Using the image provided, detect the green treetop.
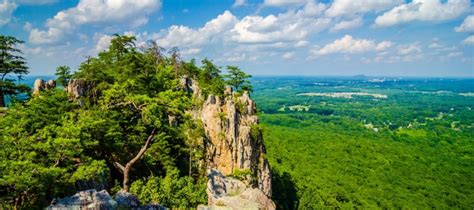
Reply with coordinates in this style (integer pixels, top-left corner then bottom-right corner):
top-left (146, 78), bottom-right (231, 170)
top-left (55, 66), bottom-right (72, 88)
top-left (224, 65), bottom-right (252, 93)
top-left (0, 35), bottom-right (29, 107)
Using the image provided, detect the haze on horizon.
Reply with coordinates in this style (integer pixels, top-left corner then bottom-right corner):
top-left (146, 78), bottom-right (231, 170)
top-left (1, 0), bottom-right (473, 77)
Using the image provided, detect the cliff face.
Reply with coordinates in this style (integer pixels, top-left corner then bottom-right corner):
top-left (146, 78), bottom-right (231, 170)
top-left (200, 91), bottom-right (271, 197)
top-left (182, 76), bottom-right (274, 208)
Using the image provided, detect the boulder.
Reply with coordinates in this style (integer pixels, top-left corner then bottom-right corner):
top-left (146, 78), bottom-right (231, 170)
top-left (33, 79), bottom-right (57, 96)
top-left (47, 189), bottom-right (117, 210)
top-left (201, 169), bottom-right (275, 210)
top-left (115, 190), bottom-right (141, 208)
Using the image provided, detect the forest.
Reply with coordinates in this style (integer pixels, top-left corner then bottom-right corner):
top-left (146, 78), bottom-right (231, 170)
top-left (1, 33), bottom-right (473, 209)
top-left (252, 76), bottom-right (474, 208)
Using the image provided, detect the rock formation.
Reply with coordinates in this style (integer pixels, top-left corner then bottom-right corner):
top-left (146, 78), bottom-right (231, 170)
top-left (66, 79), bottom-right (97, 99)
top-left (183, 76), bottom-right (274, 208)
top-left (33, 79), bottom-right (56, 96)
top-left (198, 169), bottom-right (275, 210)
top-left (48, 189), bottom-right (167, 210)
top-left (47, 189), bottom-right (117, 210)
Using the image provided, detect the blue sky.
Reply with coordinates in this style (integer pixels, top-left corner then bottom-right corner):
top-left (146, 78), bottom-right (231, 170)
top-left (1, 0), bottom-right (473, 77)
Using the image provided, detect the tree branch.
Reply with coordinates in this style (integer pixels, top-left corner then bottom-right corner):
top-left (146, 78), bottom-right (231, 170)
top-left (125, 128), bottom-right (158, 169)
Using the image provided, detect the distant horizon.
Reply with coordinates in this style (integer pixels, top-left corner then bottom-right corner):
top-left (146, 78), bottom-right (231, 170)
top-left (24, 74), bottom-right (474, 79)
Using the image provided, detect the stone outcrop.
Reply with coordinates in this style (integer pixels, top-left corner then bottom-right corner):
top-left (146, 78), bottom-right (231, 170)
top-left (47, 189), bottom-right (117, 210)
top-left (198, 169), bottom-right (275, 210)
top-left (199, 90), bottom-right (272, 197)
top-left (182, 76), bottom-right (274, 208)
top-left (66, 79), bottom-right (96, 99)
top-left (33, 79), bottom-right (56, 96)
top-left (47, 189), bottom-right (167, 210)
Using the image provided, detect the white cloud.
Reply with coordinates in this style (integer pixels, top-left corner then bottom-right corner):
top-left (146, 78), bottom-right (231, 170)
top-left (18, 44), bottom-right (42, 55)
top-left (310, 35), bottom-right (391, 57)
top-left (428, 42), bottom-right (443, 48)
top-left (295, 40), bottom-right (309, 47)
top-left (23, 21), bottom-right (32, 31)
top-left (398, 43), bottom-right (422, 55)
top-left (463, 35), bottom-right (474, 45)
top-left (263, 0), bottom-right (308, 7)
top-left (0, 0), bottom-right (17, 26)
top-left (376, 41), bottom-right (393, 51)
top-left (233, 0), bottom-right (246, 7)
top-left (155, 11), bottom-right (237, 48)
top-left (29, 0), bottom-right (161, 44)
top-left (95, 34), bottom-right (113, 52)
top-left (326, 0), bottom-right (402, 17)
top-left (375, 0), bottom-right (471, 27)
top-left (455, 15), bottom-right (474, 32)
top-left (330, 17), bottom-right (363, 32)
top-left (282, 51), bottom-right (295, 59)
top-left (230, 4), bottom-right (330, 43)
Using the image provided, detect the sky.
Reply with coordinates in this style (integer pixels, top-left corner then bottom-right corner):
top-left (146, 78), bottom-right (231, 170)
top-left (1, 0), bottom-right (473, 77)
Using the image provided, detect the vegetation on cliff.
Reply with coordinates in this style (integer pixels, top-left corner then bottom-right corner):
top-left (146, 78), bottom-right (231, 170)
top-left (0, 35), bottom-right (252, 209)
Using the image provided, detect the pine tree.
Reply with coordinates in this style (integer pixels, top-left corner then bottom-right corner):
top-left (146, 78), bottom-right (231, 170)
top-left (0, 35), bottom-right (29, 107)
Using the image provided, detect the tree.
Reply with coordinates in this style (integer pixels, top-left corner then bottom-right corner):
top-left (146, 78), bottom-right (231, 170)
top-left (224, 66), bottom-right (252, 93)
top-left (55, 66), bottom-right (72, 87)
top-left (0, 35), bottom-right (29, 107)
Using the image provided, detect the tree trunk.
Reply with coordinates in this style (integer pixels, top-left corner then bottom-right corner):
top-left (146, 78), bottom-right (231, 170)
top-left (114, 128), bottom-right (158, 192)
top-left (0, 90), bottom-right (5, 108)
top-left (123, 166), bottom-right (131, 192)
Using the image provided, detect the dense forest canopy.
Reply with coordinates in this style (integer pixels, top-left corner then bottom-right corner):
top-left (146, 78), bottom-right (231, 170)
top-left (0, 34), bottom-right (252, 209)
top-left (252, 77), bottom-right (474, 209)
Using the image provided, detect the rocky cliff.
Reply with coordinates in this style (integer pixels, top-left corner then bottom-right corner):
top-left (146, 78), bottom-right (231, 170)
top-left (182, 77), bottom-right (274, 209)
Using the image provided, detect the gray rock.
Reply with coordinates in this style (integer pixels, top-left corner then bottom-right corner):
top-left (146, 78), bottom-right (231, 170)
top-left (115, 190), bottom-right (141, 208)
top-left (204, 169), bottom-right (275, 210)
top-left (47, 189), bottom-right (117, 210)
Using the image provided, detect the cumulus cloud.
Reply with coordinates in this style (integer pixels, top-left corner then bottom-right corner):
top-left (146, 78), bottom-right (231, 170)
top-left (95, 34), bottom-right (113, 52)
top-left (455, 15), bottom-right (474, 32)
top-left (376, 41), bottom-right (393, 51)
top-left (326, 0), bottom-right (402, 17)
top-left (463, 35), bottom-right (474, 45)
top-left (231, 3), bottom-right (330, 43)
top-left (330, 16), bottom-right (363, 32)
top-left (154, 11), bottom-right (237, 48)
top-left (29, 0), bottom-right (161, 44)
top-left (375, 0), bottom-right (471, 27)
top-left (310, 35), bottom-right (391, 57)
top-left (0, 0), bottom-right (17, 26)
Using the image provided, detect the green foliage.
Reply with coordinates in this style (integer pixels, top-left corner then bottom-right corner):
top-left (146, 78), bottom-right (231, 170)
top-left (228, 169), bottom-right (253, 181)
top-left (130, 169), bottom-right (207, 208)
top-left (197, 59), bottom-right (225, 96)
top-left (224, 66), bottom-right (252, 93)
top-left (71, 160), bottom-right (110, 186)
top-left (252, 77), bottom-right (474, 209)
top-left (0, 35), bottom-right (29, 107)
top-left (55, 65), bottom-right (72, 87)
top-left (0, 34), bottom-right (249, 208)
